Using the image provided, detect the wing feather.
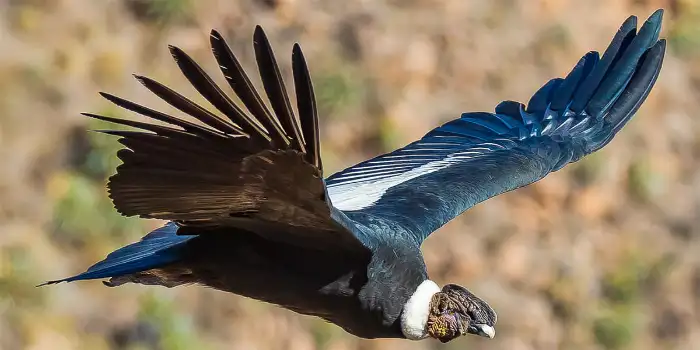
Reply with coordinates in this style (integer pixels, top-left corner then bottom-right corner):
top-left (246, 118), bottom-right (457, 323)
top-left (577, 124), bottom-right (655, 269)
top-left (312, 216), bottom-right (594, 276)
top-left (168, 45), bottom-right (271, 142)
top-left (90, 26), bottom-right (368, 255)
top-left (209, 29), bottom-right (290, 148)
top-left (327, 10), bottom-right (665, 242)
top-left (292, 43), bottom-right (322, 170)
top-left (253, 26), bottom-right (306, 153)
top-left (133, 75), bottom-right (244, 136)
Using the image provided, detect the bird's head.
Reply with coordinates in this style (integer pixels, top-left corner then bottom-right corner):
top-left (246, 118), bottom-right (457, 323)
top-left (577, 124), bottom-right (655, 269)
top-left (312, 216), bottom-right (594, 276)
top-left (426, 284), bottom-right (497, 343)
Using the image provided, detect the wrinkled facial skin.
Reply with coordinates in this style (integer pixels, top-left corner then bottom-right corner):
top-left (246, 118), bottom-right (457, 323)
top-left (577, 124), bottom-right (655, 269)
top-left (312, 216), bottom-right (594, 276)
top-left (426, 284), bottom-right (497, 343)
top-left (427, 312), bottom-right (465, 343)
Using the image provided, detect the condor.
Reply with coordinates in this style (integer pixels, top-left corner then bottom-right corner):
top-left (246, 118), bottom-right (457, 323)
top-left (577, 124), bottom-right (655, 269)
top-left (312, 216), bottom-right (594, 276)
top-left (46, 9), bottom-right (665, 343)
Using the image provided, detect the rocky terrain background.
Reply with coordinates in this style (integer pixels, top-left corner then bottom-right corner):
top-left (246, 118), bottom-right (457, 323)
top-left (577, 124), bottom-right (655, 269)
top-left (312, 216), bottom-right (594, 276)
top-left (2, 0), bottom-right (700, 349)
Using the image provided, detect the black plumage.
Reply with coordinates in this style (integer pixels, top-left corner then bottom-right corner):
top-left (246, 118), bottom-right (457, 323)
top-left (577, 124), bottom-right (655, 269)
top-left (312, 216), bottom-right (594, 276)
top-left (44, 10), bottom-right (666, 343)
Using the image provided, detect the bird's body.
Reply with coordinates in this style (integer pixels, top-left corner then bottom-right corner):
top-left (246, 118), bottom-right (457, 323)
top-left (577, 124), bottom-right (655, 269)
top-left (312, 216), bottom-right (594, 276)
top-left (78, 223), bottom-right (428, 339)
top-left (45, 10), bottom-right (667, 343)
top-left (143, 225), bottom-right (399, 339)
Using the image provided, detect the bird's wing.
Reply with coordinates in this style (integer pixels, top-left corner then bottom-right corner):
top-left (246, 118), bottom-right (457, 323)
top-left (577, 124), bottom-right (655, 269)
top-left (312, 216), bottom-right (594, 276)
top-left (91, 27), bottom-right (368, 256)
top-left (326, 10), bottom-right (665, 243)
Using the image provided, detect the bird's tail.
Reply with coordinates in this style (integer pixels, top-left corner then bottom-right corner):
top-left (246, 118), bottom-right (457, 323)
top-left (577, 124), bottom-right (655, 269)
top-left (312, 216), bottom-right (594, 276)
top-left (40, 222), bottom-right (193, 286)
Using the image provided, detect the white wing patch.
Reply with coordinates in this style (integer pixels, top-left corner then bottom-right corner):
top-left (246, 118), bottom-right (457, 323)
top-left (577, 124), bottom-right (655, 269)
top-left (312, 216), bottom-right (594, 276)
top-left (327, 147), bottom-right (485, 211)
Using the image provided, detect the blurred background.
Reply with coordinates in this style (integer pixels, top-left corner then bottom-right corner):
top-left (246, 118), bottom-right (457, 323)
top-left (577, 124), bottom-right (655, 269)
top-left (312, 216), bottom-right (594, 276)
top-left (0, 0), bottom-right (699, 349)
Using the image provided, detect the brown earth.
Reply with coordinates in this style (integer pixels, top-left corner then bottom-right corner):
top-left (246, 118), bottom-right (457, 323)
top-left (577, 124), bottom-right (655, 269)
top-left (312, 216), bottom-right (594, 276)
top-left (1, 0), bottom-right (700, 349)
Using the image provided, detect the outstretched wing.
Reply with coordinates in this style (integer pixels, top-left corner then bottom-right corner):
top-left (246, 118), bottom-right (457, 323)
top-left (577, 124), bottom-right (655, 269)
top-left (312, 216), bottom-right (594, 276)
top-left (91, 26), bottom-right (368, 256)
top-left (326, 10), bottom-right (665, 243)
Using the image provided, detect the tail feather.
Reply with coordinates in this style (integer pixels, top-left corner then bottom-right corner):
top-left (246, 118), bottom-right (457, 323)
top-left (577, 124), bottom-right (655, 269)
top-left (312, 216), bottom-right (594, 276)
top-left (41, 223), bottom-right (192, 286)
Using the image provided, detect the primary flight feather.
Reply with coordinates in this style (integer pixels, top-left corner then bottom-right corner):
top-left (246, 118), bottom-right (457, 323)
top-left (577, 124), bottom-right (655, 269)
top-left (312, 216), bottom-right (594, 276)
top-left (45, 9), bottom-right (666, 343)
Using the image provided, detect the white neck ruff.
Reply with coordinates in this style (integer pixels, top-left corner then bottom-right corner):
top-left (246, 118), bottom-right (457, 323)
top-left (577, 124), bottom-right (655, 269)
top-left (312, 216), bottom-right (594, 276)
top-left (400, 279), bottom-right (441, 340)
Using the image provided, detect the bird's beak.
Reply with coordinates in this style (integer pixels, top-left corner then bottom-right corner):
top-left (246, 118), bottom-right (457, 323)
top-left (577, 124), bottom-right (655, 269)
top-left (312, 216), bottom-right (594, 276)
top-left (475, 324), bottom-right (496, 339)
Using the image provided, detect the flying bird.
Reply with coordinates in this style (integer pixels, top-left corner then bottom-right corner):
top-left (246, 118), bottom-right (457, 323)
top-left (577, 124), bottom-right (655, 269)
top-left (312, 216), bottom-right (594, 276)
top-left (45, 9), bottom-right (666, 343)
